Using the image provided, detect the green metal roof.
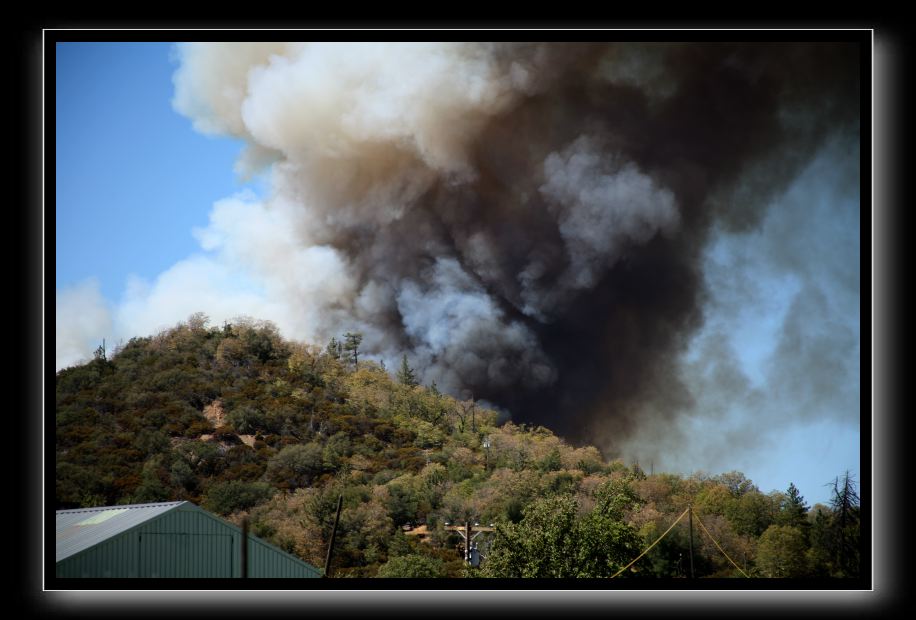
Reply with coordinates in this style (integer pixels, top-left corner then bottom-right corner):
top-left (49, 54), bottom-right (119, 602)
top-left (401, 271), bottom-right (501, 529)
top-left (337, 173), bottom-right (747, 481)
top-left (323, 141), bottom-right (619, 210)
top-left (56, 501), bottom-right (186, 562)
top-left (56, 501), bottom-right (321, 577)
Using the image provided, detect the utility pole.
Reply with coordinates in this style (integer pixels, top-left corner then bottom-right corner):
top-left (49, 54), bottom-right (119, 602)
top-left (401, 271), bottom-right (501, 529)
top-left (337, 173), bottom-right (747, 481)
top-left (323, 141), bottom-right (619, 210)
top-left (323, 495), bottom-right (343, 578)
top-left (240, 516), bottom-right (249, 578)
top-left (687, 504), bottom-right (695, 579)
top-left (444, 521), bottom-right (495, 565)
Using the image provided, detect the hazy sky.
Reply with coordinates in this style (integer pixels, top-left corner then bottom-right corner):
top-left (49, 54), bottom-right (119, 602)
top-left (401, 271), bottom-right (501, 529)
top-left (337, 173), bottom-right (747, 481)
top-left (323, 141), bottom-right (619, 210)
top-left (54, 41), bottom-right (861, 507)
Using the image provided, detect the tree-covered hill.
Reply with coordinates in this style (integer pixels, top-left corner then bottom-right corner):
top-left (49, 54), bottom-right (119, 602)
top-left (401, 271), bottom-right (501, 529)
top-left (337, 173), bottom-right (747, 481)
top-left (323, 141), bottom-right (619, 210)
top-left (55, 314), bottom-right (860, 578)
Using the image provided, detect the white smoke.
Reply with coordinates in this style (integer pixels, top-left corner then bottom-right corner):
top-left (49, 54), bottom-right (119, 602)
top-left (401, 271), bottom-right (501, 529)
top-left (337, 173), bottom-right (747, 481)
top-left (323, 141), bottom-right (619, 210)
top-left (396, 257), bottom-right (555, 393)
top-left (56, 279), bottom-right (112, 369)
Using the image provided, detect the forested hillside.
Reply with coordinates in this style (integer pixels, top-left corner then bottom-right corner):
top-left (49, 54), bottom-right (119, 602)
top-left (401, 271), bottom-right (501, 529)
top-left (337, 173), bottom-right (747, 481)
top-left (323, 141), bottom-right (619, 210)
top-left (55, 314), bottom-right (860, 578)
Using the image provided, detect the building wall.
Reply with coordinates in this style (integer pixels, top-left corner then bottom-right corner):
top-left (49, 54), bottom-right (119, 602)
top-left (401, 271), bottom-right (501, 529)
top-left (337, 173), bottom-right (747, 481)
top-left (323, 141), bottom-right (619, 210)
top-left (57, 504), bottom-right (321, 578)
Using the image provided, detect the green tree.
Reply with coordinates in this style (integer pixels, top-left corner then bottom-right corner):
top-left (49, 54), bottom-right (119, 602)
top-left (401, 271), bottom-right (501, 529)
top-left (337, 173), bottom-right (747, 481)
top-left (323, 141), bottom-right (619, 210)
top-left (787, 476), bottom-right (860, 579)
top-left (169, 458), bottom-right (198, 493)
top-left (827, 471), bottom-right (860, 577)
top-left (777, 482), bottom-right (810, 531)
top-left (806, 503), bottom-right (841, 577)
top-left (638, 524), bottom-right (707, 578)
top-left (56, 461), bottom-right (111, 508)
top-left (227, 405), bottom-right (265, 435)
top-left (343, 332), bottom-right (363, 368)
top-left (266, 443), bottom-right (325, 489)
top-left (396, 354), bottom-right (419, 387)
top-left (203, 480), bottom-right (275, 516)
top-left (376, 554), bottom-right (447, 578)
top-left (575, 504), bottom-right (643, 577)
top-left (594, 476), bottom-right (642, 520)
top-left (537, 448), bottom-right (563, 473)
top-left (483, 494), bottom-right (578, 578)
top-left (715, 471), bottom-right (756, 497)
top-left (130, 456), bottom-right (171, 503)
top-left (482, 486), bottom-right (641, 578)
top-left (322, 432), bottom-right (352, 470)
top-left (173, 440), bottom-right (225, 477)
top-left (725, 490), bottom-right (779, 537)
top-left (413, 420), bottom-right (445, 449)
top-left (756, 525), bottom-right (809, 577)
top-left (384, 480), bottom-right (421, 527)
top-left (135, 429), bottom-right (170, 457)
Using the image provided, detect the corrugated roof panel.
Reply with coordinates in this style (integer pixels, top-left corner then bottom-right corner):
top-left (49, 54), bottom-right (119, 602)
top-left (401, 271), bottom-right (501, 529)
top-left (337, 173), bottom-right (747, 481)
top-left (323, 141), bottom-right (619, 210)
top-left (56, 501), bottom-right (185, 562)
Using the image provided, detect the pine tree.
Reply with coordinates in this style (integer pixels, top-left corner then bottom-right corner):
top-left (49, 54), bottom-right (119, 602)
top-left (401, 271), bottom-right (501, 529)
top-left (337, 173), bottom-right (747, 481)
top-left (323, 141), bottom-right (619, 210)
top-left (93, 339), bottom-right (106, 361)
top-left (343, 332), bottom-right (362, 368)
top-left (778, 482), bottom-right (810, 530)
top-left (828, 471), bottom-right (860, 577)
top-left (326, 336), bottom-right (341, 360)
top-left (396, 354), bottom-right (418, 387)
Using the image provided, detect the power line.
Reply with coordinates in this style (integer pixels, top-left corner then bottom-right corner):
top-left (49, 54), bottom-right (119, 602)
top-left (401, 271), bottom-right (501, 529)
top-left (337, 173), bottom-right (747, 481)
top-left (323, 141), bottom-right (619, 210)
top-left (611, 508), bottom-right (689, 578)
top-left (611, 505), bottom-right (751, 578)
top-left (692, 512), bottom-right (750, 578)
top-left (688, 504), bottom-right (695, 578)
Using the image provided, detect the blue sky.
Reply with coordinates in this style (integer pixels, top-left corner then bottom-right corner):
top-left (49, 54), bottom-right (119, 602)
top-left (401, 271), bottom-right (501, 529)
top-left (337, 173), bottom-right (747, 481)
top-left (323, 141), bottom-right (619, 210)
top-left (54, 42), bottom-right (860, 508)
top-left (55, 42), bottom-right (255, 301)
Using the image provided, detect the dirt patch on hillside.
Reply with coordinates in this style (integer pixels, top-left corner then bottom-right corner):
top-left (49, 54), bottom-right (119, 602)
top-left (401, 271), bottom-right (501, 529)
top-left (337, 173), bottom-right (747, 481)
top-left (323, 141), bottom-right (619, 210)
top-left (203, 400), bottom-right (225, 427)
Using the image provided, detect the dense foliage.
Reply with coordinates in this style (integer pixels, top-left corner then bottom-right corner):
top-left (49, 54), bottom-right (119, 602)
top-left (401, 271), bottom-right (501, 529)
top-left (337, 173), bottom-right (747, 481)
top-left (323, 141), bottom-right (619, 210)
top-left (56, 314), bottom-right (861, 578)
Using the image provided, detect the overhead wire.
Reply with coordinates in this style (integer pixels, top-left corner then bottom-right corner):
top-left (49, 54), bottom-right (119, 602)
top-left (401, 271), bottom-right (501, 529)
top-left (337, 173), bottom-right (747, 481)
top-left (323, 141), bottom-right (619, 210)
top-left (611, 506), bottom-right (752, 578)
top-left (610, 507), bottom-right (689, 578)
top-left (692, 512), bottom-right (751, 578)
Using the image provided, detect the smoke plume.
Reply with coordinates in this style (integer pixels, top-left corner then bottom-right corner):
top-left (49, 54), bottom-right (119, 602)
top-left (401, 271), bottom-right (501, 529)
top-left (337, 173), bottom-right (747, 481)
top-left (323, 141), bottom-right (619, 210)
top-left (164, 41), bottom-right (859, 462)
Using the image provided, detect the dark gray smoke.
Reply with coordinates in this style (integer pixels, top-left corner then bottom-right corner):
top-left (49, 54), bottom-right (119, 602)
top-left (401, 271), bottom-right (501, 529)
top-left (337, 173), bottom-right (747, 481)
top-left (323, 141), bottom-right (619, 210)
top-left (171, 41), bottom-right (860, 457)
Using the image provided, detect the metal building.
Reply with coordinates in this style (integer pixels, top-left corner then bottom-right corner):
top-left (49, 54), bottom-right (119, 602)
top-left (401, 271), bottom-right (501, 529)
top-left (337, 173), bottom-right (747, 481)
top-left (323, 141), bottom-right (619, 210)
top-left (56, 501), bottom-right (322, 578)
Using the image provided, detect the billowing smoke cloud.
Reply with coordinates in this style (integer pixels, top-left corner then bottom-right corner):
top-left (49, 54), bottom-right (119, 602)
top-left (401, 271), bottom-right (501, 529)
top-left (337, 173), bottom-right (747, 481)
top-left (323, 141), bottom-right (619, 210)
top-left (69, 42), bottom-right (859, 469)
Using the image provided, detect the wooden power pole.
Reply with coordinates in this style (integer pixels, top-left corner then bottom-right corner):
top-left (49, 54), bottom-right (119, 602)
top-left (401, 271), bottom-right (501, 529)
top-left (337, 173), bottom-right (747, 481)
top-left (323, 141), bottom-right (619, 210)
top-left (688, 505), bottom-right (695, 579)
top-left (240, 516), bottom-right (249, 578)
top-left (323, 495), bottom-right (343, 577)
top-left (444, 521), bottom-right (495, 564)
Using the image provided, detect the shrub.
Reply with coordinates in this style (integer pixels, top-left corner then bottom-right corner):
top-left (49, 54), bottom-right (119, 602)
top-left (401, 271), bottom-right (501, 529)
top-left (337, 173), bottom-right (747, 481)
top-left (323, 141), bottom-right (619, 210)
top-left (376, 554), bottom-right (447, 578)
top-left (227, 405), bottom-right (266, 435)
top-left (266, 442), bottom-right (324, 489)
top-left (203, 480), bottom-right (275, 515)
